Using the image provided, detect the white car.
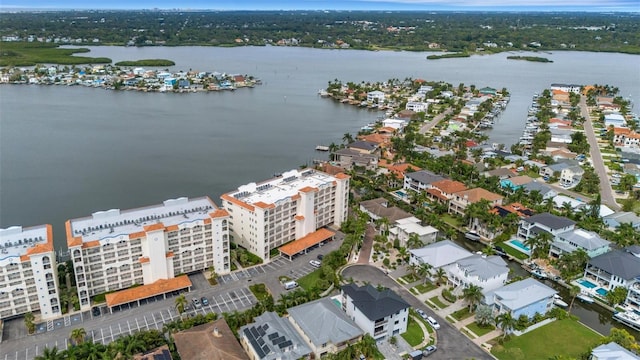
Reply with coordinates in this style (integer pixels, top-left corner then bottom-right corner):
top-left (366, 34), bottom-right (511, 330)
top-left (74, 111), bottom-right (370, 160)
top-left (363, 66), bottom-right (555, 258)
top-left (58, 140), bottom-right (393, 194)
top-left (309, 260), bottom-right (321, 268)
top-left (416, 309), bottom-right (428, 320)
top-left (427, 316), bottom-right (440, 330)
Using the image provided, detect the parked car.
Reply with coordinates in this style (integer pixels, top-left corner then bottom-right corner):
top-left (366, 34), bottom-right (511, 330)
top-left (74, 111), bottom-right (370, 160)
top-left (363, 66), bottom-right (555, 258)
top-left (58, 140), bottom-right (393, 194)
top-left (192, 298), bottom-right (201, 309)
top-left (416, 309), bottom-right (428, 320)
top-left (309, 260), bottom-right (321, 268)
top-left (201, 297), bottom-right (209, 306)
top-left (423, 345), bottom-right (437, 356)
top-left (427, 316), bottom-right (440, 330)
top-left (92, 307), bottom-right (101, 317)
top-left (317, 254), bottom-right (324, 260)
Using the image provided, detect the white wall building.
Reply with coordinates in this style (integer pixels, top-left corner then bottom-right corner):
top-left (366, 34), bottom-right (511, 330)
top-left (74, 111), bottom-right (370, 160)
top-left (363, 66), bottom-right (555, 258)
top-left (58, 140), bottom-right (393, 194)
top-left (341, 284), bottom-right (410, 341)
top-left (221, 169), bottom-right (349, 261)
top-left (67, 196), bottom-right (229, 310)
top-left (389, 217), bottom-right (438, 248)
top-left (444, 255), bottom-right (509, 292)
top-left (405, 102), bottom-right (428, 113)
top-left (0, 225), bottom-right (61, 320)
top-left (367, 90), bottom-right (385, 103)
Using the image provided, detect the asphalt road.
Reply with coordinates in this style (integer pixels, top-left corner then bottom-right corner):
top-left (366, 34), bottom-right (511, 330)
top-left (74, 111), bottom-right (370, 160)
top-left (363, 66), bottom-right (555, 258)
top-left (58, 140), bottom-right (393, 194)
top-left (342, 264), bottom-right (493, 360)
top-left (580, 95), bottom-right (620, 210)
top-left (419, 108), bottom-right (453, 134)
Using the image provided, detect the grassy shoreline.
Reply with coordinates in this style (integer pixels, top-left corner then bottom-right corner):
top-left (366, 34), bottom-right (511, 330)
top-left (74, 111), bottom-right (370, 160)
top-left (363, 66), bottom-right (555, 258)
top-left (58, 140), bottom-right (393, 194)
top-left (114, 59), bottom-right (176, 66)
top-left (507, 55), bottom-right (553, 63)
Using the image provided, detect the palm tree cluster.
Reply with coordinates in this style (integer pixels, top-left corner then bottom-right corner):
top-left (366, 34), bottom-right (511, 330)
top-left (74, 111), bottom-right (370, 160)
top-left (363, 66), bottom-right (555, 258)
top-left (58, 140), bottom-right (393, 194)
top-left (323, 334), bottom-right (378, 360)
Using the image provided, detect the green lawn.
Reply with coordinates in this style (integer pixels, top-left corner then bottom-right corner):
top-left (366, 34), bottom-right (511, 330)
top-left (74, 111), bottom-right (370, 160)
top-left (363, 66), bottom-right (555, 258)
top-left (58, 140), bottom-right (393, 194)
top-left (401, 317), bottom-right (425, 346)
top-left (441, 214), bottom-right (461, 228)
top-left (399, 273), bottom-right (419, 284)
top-left (451, 307), bottom-right (474, 321)
top-left (248, 283), bottom-right (271, 301)
top-left (497, 241), bottom-right (529, 260)
top-left (466, 322), bottom-right (495, 337)
top-left (296, 269), bottom-right (322, 291)
top-left (429, 296), bottom-right (448, 309)
top-left (412, 282), bottom-right (437, 294)
top-left (491, 318), bottom-right (602, 360)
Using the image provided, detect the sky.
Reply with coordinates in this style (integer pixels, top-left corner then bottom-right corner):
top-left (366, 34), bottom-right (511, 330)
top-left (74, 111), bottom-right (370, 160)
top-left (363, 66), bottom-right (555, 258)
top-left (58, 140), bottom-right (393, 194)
top-left (1, 0), bottom-right (638, 12)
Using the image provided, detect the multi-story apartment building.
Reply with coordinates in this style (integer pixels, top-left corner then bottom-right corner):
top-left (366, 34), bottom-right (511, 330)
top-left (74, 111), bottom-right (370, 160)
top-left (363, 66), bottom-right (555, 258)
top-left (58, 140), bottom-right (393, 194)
top-left (66, 196), bottom-right (230, 310)
top-left (221, 169), bottom-right (349, 261)
top-left (0, 224), bottom-right (61, 320)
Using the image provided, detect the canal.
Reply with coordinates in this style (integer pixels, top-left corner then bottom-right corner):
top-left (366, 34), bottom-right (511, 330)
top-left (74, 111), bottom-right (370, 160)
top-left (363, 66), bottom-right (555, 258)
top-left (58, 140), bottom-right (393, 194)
top-left (451, 232), bottom-right (640, 340)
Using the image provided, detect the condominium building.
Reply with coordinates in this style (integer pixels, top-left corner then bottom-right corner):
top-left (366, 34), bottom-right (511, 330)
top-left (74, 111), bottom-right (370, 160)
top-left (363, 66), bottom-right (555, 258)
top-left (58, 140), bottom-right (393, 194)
top-left (0, 224), bottom-right (61, 320)
top-left (221, 169), bottom-right (349, 261)
top-left (66, 196), bottom-right (230, 310)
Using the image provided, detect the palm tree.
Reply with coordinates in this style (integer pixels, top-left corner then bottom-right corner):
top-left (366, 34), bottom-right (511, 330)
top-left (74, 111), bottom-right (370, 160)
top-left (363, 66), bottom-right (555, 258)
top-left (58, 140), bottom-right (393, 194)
top-left (397, 247), bottom-right (408, 264)
top-left (77, 341), bottom-right (106, 360)
top-left (462, 284), bottom-right (484, 312)
top-left (175, 294), bottom-right (187, 315)
top-left (495, 312), bottom-right (517, 339)
top-left (434, 268), bottom-right (448, 286)
top-left (524, 231), bottom-right (553, 259)
top-left (417, 263), bottom-right (432, 284)
top-left (70, 327), bottom-right (86, 345)
top-left (342, 132), bottom-right (354, 144)
top-left (35, 346), bottom-right (64, 360)
top-left (406, 233), bottom-right (424, 249)
top-left (24, 311), bottom-right (35, 334)
top-left (568, 285), bottom-right (580, 315)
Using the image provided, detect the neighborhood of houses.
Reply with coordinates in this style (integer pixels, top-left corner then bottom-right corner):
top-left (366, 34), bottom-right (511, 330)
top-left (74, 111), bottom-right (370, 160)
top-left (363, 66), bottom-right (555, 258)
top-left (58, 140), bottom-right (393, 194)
top-left (0, 65), bottom-right (260, 92)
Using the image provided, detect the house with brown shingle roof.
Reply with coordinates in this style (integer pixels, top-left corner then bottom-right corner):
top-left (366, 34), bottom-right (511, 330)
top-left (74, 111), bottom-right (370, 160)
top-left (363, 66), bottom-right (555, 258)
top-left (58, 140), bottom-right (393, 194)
top-left (448, 188), bottom-right (504, 216)
top-left (426, 179), bottom-right (468, 204)
top-left (173, 318), bottom-right (249, 360)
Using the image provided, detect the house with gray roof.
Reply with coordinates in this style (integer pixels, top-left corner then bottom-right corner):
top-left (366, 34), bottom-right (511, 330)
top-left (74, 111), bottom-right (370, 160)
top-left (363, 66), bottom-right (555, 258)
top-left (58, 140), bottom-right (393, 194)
top-left (333, 148), bottom-right (378, 170)
top-left (517, 212), bottom-right (575, 240)
top-left (591, 342), bottom-right (640, 360)
top-left (482, 278), bottom-right (557, 320)
top-left (340, 284), bottom-right (410, 341)
top-left (539, 160), bottom-right (579, 178)
top-left (347, 140), bottom-right (379, 154)
top-left (359, 198), bottom-right (412, 224)
top-left (584, 247), bottom-right (640, 310)
top-left (409, 240), bottom-right (472, 270)
top-left (549, 228), bottom-right (611, 259)
top-left (444, 254), bottom-right (509, 292)
top-left (287, 297), bottom-right (363, 358)
top-left (521, 181), bottom-right (558, 200)
top-left (239, 312), bottom-right (311, 360)
top-left (603, 212), bottom-right (640, 230)
top-left (403, 170), bottom-right (446, 192)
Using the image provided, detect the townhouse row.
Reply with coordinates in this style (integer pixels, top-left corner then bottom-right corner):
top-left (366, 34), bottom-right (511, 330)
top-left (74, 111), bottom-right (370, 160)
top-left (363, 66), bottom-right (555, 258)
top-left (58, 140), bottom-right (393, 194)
top-left (0, 169), bottom-right (349, 320)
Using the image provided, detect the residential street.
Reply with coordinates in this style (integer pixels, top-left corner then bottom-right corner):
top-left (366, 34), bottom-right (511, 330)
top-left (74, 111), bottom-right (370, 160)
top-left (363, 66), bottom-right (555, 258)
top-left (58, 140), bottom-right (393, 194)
top-left (580, 95), bottom-right (620, 210)
top-left (341, 264), bottom-right (493, 360)
top-left (419, 108), bottom-right (453, 134)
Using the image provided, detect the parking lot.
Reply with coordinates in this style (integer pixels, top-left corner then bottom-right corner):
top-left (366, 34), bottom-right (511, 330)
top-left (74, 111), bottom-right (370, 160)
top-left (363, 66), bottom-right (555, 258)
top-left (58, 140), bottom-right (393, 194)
top-left (218, 255), bottom-right (321, 285)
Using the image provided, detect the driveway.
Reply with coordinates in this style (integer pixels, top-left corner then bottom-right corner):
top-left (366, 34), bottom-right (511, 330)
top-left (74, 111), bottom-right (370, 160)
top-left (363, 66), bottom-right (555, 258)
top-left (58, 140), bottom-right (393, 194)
top-left (342, 264), bottom-right (492, 360)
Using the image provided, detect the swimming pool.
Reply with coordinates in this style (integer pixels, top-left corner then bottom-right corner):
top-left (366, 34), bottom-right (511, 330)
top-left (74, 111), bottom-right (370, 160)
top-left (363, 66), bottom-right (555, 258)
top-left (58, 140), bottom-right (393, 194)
top-left (394, 190), bottom-right (407, 197)
top-left (507, 239), bottom-right (531, 254)
top-left (579, 279), bottom-right (597, 289)
top-left (596, 288), bottom-right (608, 296)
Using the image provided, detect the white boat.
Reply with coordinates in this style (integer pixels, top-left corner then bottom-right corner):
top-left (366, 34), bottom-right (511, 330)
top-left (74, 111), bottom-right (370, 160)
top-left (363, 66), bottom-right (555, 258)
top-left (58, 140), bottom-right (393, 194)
top-left (315, 145), bottom-right (329, 151)
top-left (553, 294), bottom-right (568, 308)
top-left (577, 292), bottom-right (595, 304)
top-left (613, 311), bottom-right (640, 331)
top-left (464, 231), bottom-right (481, 242)
top-left (318, 89), bottom-right (330, 97)
top-left (531, 269), bottom-right (549, 279)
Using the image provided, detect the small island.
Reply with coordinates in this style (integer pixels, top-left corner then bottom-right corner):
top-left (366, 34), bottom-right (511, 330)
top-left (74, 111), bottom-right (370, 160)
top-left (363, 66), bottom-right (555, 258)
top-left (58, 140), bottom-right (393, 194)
top-left (114, 59), bottom-right (176, 67)
top-left (507, 56), bottom-right (553, 63)
top-left (426, 52), bottom-right (471, 60)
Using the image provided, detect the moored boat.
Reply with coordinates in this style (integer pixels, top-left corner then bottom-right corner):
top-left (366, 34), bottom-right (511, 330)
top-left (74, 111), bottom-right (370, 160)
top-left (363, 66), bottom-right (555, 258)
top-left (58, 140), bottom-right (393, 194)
top-left (553, 294), bottom-right (568, 308)
top-left (531, 269), bottom-right (549, 279)
top-left (577, 292), bottom-right (595, 304)
top-left (464, 231), bottom-right (481, 242)
top-left (613, 311), bottom-right (640, 331)
top-left (315, 145), bottom-right (329, 151)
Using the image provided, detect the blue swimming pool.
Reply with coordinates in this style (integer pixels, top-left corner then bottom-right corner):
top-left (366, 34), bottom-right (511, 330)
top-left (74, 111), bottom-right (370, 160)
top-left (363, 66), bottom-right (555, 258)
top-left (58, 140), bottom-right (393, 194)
top-left (395, 190), bottom-right (407, 197)
top-left (579, 279), bottom-right (597, 289)
top-left (596, 288), bottom-right (608, 296)
top-left (508, 239), bottom-right (531, 253)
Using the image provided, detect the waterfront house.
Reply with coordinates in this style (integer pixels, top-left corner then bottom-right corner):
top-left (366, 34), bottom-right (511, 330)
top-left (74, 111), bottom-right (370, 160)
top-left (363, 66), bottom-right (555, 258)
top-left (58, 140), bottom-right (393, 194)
top-left (552, 195), bottom-right (585, 212)
top-left (239, 312), bottom-right (312, 360)
top-left (483, 278), bottom-right (557, 320)
top-left (403, 170), bottom-right (446, 193)
top-left (333, 148), bottom-right (378, 170)
top-left (173, 318), bottom-right (249, 360)
top-left (539, 160), bottom-right (577, 178)
top-left (603, 212), bottom-right (640, 230)
top-left (359, 198), bottom-right (412, 224)
top-left (340, 284), bottom-right (410, 341)
top-left (500, 175), bottom-right (533, 192)
top-left (287, 298), bottom-right (363, 358)
top-left (559, 165), bottom-right (585, 187)
top-left (405, 102), bottom-right (428, 113)
top-left (425, 179), bottom-right (467, 204)
top-left (478, 87), bottom-right (497, 96)
top-left (591, 342), bottom-right (640, 360)
top-left (347, 140), bottom-right (379, 155)
top-left (389, 217), bottom-right (439, 248)
top-left (583, 246), bottom-right (640, 309)
top-left (517, 212), bottom-right (575, 240)
top-left (382, 118), bottom-right (408, 130)
top-left (444, 254), bottom-right (509, 292)
top-left (605, 113), bottom-right (627, 128)
top-left (448, 188), bottom-right (504, 216)
top-left (469, 203), bottom-right (534, 240)
top-left (550, 83), bottom-right (581, 94)
top-left (367, 91), bottom-right (385, 103)
top-left (485, 168), bottom-right (517, 180)
top-left (549, 228), bottom-right (611, 258)
top-left (409, 240), bottom-right (472, 271)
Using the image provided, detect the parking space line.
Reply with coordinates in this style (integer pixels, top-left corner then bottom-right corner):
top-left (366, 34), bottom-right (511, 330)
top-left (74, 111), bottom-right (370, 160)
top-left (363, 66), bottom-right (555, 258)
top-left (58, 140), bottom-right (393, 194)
top-left (144, 315), bottom-right (149, 329)
top-left (135, 318), bottom-right (140, 331)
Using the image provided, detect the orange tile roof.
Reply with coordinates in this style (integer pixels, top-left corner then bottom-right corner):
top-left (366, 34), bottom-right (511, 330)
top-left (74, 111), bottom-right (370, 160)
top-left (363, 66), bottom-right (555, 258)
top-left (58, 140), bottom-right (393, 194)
top-left (279, 228), bottom-right (335, 256)
top-left (23, 224), bottom-right (54, 257)
top-left (254, 201), bottom-right (275, 209)
top-left (209, 209), bottom-right (230, 218)
top-left (454, 188), bottom-right (503, 203)
top-left (431, 179), bottom-right (467, 194)
top-left (335, 173), bottom-right (350, 180)
top-left (221, 194), bottom-right (255, 212)
top-left (139, 257), bottom-right (150, 263)
top-left (129, 231), bottom-right (146, 239)
top-left (552, 89), bottom-right (569, 95)
top-left (426, 188), bottom-right (448, 201)
top-left (614, 127), bottom-right (631, 135)
top-left (83, 240), bottom-right (100, 249)
top-left (299, 186), bottom-right (318, 193)
top-left (294, 215), bottom-right (305, 221)
top-left (144, 223), bottom-right (165, 232)
top-left (166, 225), bottom-right (179, 232)
top-left (66, 220), bottom-right (83, 248)
top-left (358, 133), bottom-right (390, 144)
top-left (106, 275), bottom-right (192, 308)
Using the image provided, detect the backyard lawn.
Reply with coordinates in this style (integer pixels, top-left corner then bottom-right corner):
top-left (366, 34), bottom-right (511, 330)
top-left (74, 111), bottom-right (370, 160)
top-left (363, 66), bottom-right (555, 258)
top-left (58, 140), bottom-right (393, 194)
top-left (491, 318), bottom-right (602, 360)
top-left (496, 241), bottom-right (529, 260)
top-left (401, 316), bottom-right (425, 347)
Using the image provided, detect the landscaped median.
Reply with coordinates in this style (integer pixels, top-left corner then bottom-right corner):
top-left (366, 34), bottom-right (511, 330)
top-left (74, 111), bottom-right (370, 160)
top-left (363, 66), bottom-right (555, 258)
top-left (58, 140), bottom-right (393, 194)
top-left (490, 318), bottom-right (602, 360)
